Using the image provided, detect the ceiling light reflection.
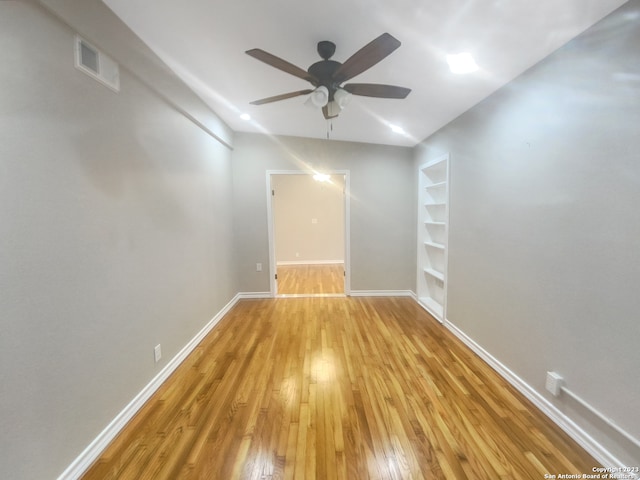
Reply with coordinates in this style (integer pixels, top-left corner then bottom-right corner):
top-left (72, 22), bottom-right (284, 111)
top-left (312, 354), bottom-right (335, 383)
top-left (313, 173), bottom-right (331, 182)
top-left (446, 52), bottom-right (479, 74)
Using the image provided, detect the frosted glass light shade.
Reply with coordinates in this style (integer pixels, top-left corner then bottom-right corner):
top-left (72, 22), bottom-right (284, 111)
top-left (310, 86), bottom-right (329, 107)
top-left (333, 88), bottom-right (352, 109)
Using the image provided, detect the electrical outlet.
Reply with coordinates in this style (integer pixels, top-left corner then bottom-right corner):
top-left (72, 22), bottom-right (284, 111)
top-left (545, 371), bottom-right (563, 396)
top-left (154, 344), bottom-right (162, 363)
top-left (256, 263), bottom-right (262, 272)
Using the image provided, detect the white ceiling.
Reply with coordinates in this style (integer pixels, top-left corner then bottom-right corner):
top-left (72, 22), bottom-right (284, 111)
top-left (101, 0), bottom-right (626, 147)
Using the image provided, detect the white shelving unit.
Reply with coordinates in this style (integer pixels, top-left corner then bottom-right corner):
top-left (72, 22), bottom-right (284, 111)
top-left (417, 154), bottom-right (449, 322)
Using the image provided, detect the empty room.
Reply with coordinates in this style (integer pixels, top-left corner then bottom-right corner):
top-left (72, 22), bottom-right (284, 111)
top-left (1, 0), bottom-right (639, 478)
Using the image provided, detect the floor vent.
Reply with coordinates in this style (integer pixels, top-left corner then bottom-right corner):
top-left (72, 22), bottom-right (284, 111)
top-left (74, 35), bottom-right (120, 92)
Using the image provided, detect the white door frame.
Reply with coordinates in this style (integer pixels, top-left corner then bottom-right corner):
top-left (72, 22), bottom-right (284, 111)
top-left (266, 169), bottom-right (351, 296)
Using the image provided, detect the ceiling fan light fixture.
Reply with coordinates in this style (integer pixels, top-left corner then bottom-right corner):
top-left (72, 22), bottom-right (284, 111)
top-left (310, 86), bottom-right (329, 107)
top-left (304, 96), bottom-right (316, 109)
top-left (326, 101), bottom-right (342, 118)
top-left (333, 88), bottom-right (352, 109)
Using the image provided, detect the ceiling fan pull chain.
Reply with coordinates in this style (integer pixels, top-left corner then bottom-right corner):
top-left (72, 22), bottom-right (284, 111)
top-left (326, 119), bottom-right (334, 139)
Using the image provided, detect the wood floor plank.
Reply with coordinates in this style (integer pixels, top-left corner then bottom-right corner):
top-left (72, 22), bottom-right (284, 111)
top-left (277, 263), bottom-right (344, 295)
top-left (82, 297), bottom-right (599, 479)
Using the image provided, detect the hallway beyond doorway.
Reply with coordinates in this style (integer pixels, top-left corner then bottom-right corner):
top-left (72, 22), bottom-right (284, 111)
top-left (277, 263), bottom-right (344, 296)
top-left (268, 170), bottom-right (351, 296)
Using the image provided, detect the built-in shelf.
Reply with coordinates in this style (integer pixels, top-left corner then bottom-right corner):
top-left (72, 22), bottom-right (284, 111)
top-left (419, 296), bottom-right (444, 319)
top-left (417, 154), bottom-right (449, 323)
top-left (424, 241), bottom-right (445, 250)
top-left (424, 267), bottom-right (444, 282)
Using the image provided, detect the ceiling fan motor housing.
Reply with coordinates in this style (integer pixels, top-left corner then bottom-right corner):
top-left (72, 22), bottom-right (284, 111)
top-left (308, 59), bottom-right (342, 99)
top-left (308, 41), bottom-right (342, 99)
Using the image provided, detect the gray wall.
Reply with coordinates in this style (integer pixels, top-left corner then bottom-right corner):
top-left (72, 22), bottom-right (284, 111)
top-left (232, 133), bottom-right (415, 293)
top-left (0, 2), bottom-right (237, 478)
top-left (415, 0), bottom-right (640, 466)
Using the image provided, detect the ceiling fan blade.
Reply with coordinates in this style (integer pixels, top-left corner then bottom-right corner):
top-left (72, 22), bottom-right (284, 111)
top-left (343, 83), bottom-right (411, 99)
top-left (250, 89), bottom-right (314, 105)
top-left (332, 33), bottom-right (401, 84)
top-left (246, 49), bottom-right (319, 84)
top-left (322, 105), bottom-right (339, 120)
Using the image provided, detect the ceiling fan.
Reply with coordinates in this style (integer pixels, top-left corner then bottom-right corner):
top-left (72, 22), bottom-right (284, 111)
top-left (246, 33), bottom-right (411, 119)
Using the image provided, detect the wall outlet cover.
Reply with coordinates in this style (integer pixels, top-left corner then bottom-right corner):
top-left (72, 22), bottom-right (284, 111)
top-left (545, 371), bottom-right (563, 396)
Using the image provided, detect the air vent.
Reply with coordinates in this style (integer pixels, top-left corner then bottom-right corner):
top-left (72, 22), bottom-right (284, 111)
top-left (74, 35), bottom-right (120, 92)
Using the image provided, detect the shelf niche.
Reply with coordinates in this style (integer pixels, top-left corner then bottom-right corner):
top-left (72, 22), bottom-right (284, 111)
top-left (417, 154), bottom-right (449, 323)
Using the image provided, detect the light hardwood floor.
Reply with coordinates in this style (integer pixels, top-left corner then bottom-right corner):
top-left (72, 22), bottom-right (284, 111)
top-left (82, 296), bottom-right (598, 479)
top-left (277, 264), bottom-right (344, 295)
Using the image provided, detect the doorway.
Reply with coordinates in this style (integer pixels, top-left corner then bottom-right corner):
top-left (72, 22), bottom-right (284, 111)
top-left (267, 171), bottom-right (350, 297)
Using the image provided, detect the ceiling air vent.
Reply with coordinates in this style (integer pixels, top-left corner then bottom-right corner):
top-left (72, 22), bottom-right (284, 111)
top-left (74, 35), bottom-right (120, 92)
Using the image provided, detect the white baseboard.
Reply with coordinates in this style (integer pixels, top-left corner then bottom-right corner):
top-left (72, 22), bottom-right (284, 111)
top-left (350, 290), bottom-right (415, 297)
top-left (276, 260), bottom-right (343, 266)
top-left (443, 318), bottom-right (633, 475)
top-left (57, 293), bottom-right (243, 480)
top-left (237, 291), bottom-right (273, 299)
